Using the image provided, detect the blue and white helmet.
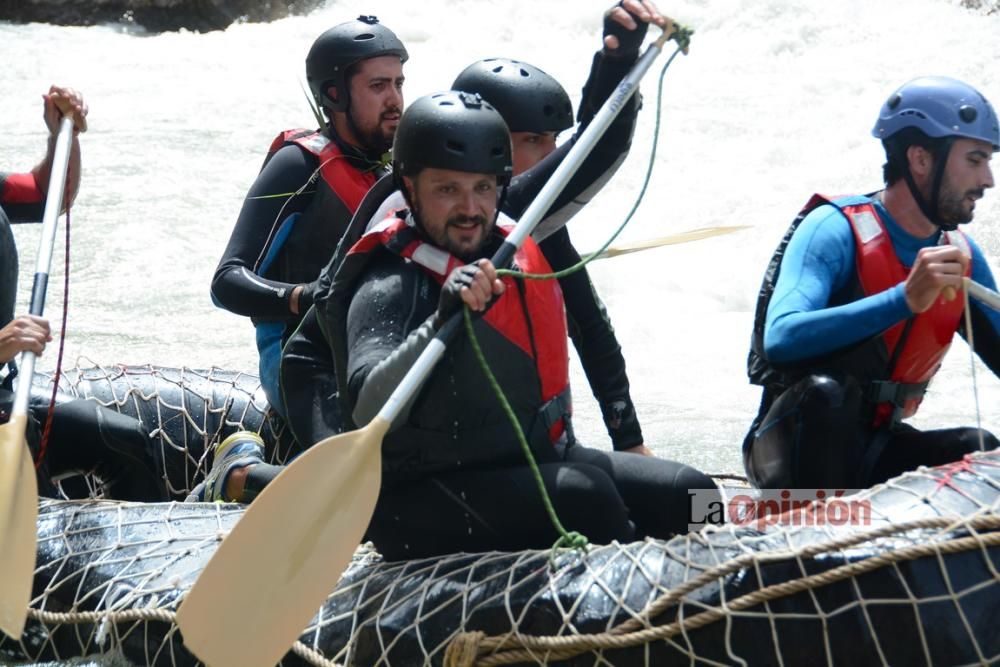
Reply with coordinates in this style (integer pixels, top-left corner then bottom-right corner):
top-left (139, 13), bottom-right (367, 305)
top-left (872, 76), bottom-right (999, 150)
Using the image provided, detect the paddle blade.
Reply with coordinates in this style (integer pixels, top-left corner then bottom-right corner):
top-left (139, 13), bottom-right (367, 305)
top-left (0, 414), bottom-right (39, 639)
top-left (591, 225), bottom-right (750, 259)
top-left (176, 417), bottom-right (388, 667)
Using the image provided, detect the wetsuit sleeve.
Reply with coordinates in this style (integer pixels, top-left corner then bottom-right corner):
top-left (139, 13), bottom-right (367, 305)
top-left (764, 205), bottom-right (913, 363)
top-left (0, 172), bottom-right (46, 223)
top-left (505, 51), bottom-right (639, 241)
top-left (958, 237), bottom-right (1000, 376)
top-left (210, 145), bottom-right (317, 318)
top-left (539, 227), bottom-right (642, 449)
top-left (346, 255), bottom-right (438, 428)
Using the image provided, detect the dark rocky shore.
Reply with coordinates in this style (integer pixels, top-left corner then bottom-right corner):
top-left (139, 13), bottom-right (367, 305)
top-left (0, 0), bottom-right (323, 32)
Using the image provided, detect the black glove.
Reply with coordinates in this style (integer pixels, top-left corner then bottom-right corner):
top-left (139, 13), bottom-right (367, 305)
top-left (295, 280), bottom-right (322, 314)
top-left (433, 263), bottom-right (484, 330)
top-left (603, 1), bottom-right (649, 59)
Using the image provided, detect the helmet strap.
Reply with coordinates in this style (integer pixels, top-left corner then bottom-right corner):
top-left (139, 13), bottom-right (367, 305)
top-left (901, 137), bottom-right (956, 232)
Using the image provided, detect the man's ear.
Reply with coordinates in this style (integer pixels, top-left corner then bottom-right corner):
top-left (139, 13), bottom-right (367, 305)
top-left (906, 144), bottom-right (934, 181)
top-left (401, 174), bottom-right (417, 201)
top-left (326, 85), bottom-right (339, 104)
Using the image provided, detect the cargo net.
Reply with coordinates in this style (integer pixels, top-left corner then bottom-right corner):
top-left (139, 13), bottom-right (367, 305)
top-left (34, 361), bottom-right (301, 501)
top-left (2, 450), bottom-right (999, 667)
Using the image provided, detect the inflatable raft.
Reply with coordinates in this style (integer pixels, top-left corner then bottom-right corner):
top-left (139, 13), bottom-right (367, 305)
top-left (1, 365), bottom-right (997, 666)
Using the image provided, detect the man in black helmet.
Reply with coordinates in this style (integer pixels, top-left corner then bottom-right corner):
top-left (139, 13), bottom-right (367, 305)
top-left (452, 33), bottom-right (661, 457)
top-left (322, 92), bottom-right (717, 559)
top-left (275, 0), bottom-right (668, 461)
top-left (210, 15), bottom-right (407, 419)
top-left (743, 76), bottom-right (1000, 492)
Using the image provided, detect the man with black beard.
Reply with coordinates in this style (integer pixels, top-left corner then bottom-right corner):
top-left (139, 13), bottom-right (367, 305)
top-left (328, 92), bottom-right (717, 558)
top-left (744, 76), bottom-right (1000, 491)
top-left (210, 16), bottom-right (406, 416)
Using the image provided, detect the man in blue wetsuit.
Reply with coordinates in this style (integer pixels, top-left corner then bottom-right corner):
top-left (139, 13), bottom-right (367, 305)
top-left (211, 16), bottom-right (407, 416)
top-left (745, 76), bottom-right (1000, 490)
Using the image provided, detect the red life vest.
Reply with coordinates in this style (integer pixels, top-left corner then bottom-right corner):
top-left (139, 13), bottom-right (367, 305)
top-left (351, 212), bottom-right (572, 442)
top-left (833, 197), bottom-right (971, 425)
top-left (268, 129), bottom-right (377, 214)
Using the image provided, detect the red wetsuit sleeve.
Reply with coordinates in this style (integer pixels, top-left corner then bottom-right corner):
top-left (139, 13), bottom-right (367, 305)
top-left (0, 172), bottom-right (45, 222)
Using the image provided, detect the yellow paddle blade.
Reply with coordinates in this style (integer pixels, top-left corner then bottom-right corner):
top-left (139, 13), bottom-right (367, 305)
top-left (588, 225), bottom-right (751, 259)
top-left (176, 416), bottom-right (388, 667)
top-left (0, 414), bottom-right (39, 639)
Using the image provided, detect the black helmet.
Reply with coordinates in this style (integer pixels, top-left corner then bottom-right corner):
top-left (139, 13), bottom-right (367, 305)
top-left (452, 58), bottom-right (573, 134)
top-left (393, 91), bottom-right (513, 185)
top-left (306, 15), bottom-right (408, 113)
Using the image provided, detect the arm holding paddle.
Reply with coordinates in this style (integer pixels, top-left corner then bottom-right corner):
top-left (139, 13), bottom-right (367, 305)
top-left (0, 316), bottom-right (52, 364)
top-left (904, 245), bottom-right (968, 313)
top-left (350, 259), bottom-right (504, 428)
top-left (505, 0), bottom-right (674, 241)
top-left (0, 90), bottom-right (80, 639)
top-left (30, 86), bottom-right (87, 210)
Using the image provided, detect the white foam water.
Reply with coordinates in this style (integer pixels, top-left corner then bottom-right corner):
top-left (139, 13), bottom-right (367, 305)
top-left (1, 0), bottom-right (998, 478)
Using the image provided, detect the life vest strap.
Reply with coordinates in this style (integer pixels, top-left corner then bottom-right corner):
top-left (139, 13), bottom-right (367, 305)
top-left (539, 386), bottom-right (574, 444)
top-left (868, 379), bottom-right (929, 425)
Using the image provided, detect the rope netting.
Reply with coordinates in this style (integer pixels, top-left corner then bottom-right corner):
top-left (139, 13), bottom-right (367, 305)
top-left (1, 365), bottom-right (998, 666)
top-left (33, 360), bottom-right (300, 500)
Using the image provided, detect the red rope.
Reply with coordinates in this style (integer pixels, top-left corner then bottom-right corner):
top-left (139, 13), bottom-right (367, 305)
top-left (35, 198), bottom-right (71, 469)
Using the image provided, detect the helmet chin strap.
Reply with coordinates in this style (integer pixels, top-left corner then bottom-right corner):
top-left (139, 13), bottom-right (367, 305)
top-left (901, 137), bottom-right (956, 232)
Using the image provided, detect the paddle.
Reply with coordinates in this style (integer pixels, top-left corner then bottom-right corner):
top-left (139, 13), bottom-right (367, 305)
top-left (586, 225), bottom-right (750, 260)
top-left (965, 277), bottom-right (1000, 311)
top-left (176, 23), bottom-right (685, 667)
top-left (0, 115), bottom-right (75, 639)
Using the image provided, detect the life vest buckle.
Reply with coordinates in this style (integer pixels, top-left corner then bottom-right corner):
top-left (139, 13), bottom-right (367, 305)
top-left (539, 386), bottom-right (574, 444)
top-left (868, 379), bottom-right (929, 426)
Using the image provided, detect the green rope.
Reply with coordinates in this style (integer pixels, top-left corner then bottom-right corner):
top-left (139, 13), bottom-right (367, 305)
top-left (463, 40), bottom-right (689, 563)
top-left (496, 44), bottom-right (684, 283)
top-left (247, 190), bottom-right (317, 201)
top-left (463, 307), bottom-right (589, 563)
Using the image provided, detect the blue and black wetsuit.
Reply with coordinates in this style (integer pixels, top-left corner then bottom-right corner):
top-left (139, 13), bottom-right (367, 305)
top-left (745, 195), bottom-right (1000, 488)
top-left (211, 129), bottom-right (387, 414)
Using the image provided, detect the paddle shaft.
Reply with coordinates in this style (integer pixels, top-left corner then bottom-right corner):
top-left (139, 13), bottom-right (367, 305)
top-left (0, 114), bottom-right (73, 640)
top-left (966, 277), bottom-right (1000, 312)
top-left (10, 116), bottom-right (74, 418)
top-left (377, 30), bottom-right (676, 426)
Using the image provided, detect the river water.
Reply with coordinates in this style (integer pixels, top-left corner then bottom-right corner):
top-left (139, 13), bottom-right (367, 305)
top-left (1, 0), bottom-right (998, 480)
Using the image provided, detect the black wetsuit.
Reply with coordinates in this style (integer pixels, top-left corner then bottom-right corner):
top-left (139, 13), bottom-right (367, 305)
top-left (0, 173), bottom-right (164, 501)
top-left (280, 48), bottom-right (645, 452)
top-left (211, 129), bottom-right (387, 414)
top-left (334, 231), bottom-right (717, 560)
